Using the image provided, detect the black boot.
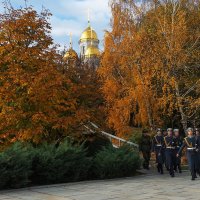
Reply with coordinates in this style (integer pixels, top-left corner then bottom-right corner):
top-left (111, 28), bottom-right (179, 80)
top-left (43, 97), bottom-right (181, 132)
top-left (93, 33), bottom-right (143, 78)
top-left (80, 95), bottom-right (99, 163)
top-left (170, 168), bottom-right (175, 177)
top-left (171, 171), bottom-right (175, 177)
top-left (160, 165), bottom-right (164, 174)
top-left (178, 165), bottom-right (182, 173)
top-left (157, 164), bottom-right (160, 173)
top-left (191, 171), bottom-right (196, 180)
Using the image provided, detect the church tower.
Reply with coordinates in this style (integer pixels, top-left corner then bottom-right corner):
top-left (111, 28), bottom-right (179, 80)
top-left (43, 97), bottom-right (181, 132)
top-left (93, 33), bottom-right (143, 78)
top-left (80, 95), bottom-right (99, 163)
top-left (79, 12), bottom-right (100, 66)
top-left (63, 33), bottom-right (78, 65)
top-left (62, 33), bottom-right (79, 74)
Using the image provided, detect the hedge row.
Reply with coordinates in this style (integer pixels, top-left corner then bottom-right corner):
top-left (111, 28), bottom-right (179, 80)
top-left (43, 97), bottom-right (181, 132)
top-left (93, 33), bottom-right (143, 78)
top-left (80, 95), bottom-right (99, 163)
top-left (0, 141), bottom-right (141, 189)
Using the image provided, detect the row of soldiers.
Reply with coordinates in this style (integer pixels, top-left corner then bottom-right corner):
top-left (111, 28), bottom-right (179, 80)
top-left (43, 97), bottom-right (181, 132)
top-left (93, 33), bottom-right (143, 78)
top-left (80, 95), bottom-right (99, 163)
top-left (139, 128), bottom-right (200, 180)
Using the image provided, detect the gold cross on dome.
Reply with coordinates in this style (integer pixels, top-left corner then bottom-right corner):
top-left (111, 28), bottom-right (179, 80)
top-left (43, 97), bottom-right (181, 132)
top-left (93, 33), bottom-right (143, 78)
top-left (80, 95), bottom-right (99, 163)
top-left (69, 32), bottom-right (72, 48)
top-left (87, 8), bottom-right (91, 26)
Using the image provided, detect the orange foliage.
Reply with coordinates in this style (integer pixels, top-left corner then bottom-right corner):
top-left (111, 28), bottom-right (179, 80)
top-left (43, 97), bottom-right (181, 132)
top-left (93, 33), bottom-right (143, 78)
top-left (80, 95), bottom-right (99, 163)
top-left (0, 5), bottom-right (86, 145)
top-left (99, 2), bottom-right (160, 135)
top-left (99, 0), bottom-right (200, 135)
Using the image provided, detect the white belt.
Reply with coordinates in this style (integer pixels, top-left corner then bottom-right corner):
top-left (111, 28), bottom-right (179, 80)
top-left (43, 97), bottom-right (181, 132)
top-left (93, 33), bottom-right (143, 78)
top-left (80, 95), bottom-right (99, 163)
top-left (187, 148), bottom-right (196, 150)
top-left (166, 147), bottom-right (175, 149)
top-left (156, 145), bottom-right (162, 147)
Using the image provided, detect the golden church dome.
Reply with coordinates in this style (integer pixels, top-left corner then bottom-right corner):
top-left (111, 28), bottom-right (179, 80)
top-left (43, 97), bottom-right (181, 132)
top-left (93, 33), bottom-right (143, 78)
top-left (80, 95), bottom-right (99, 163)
top-left (63, 48), bottom-right (78, 61)
top-left (85, 46), bottom-right (100, 58)
top-left (80, 26), bottom-right (99, 43)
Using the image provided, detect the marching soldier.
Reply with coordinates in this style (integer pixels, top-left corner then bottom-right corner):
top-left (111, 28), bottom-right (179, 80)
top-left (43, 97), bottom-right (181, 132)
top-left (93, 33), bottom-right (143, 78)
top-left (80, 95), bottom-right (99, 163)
top-left (164, 128), bottom-right (176, 177)
top-left (174, 129), bottom-right (183, 173)
top-left (163, 130), bottom-right (168, 137)
top-left (163, 130), bottom-right (168, 170)
top-left (195, 128), bottom-right (200, 176)
top-left (139, 129), bottom-right (152, 170)
top-left (177, 128), bottom-right (198, 180)
top-left (152, 128), bottom-right (164, 174)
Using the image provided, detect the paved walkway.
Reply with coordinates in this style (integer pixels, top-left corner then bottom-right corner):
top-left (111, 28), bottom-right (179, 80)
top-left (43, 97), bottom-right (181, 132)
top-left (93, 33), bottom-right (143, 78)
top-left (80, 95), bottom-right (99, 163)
top-left (0, 170), bottom-right (200, 200)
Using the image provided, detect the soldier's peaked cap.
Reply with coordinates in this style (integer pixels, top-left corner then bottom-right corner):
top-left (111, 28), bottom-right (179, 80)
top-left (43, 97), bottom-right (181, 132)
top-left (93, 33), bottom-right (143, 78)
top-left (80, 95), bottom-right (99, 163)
top-left (167, 128), bottom-right (173, 132)
top-left (157, 128), bottom-right (162, 132)
top-left (173, 129), bottom-right (179, 132)
top-left (187, 127), bottom-right (193, 132)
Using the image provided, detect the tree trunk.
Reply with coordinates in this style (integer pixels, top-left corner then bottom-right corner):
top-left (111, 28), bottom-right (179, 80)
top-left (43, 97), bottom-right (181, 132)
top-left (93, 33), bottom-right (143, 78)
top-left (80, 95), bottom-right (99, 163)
top-left (136, 64), bottom-right (154, 129)
top-left (174, 81), bottom-right (187, 133)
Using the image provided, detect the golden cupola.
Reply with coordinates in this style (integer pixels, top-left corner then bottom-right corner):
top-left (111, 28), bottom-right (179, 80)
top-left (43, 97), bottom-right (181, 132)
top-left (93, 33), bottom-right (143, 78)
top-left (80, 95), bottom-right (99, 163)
top-left (85, 46), bottom-right (100, 58)
top-left (79, 26), bottom-right (99, 43)
top-left (63, 33), bottom-right (78, 61)
top-left (79, 14), bottom-right (100, 60)
top-left (63, 48), bottom-right (78, 60)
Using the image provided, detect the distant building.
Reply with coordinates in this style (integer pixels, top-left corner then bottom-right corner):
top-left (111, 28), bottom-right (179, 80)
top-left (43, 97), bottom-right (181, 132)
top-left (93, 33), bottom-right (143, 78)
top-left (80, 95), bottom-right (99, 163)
top-left (63, 18), bottom-right (101, 68)
top-left (63, 32), bottom-right (78, 66)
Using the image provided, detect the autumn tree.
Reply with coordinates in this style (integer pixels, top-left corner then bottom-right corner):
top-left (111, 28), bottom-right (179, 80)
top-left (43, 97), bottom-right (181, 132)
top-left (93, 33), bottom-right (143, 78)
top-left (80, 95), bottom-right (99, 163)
top-left (99, 0), bottom-right (200, 136)
top-left (99, 0), bottom-right (161, 136)
top-left (0, 4), bottom-right (86, 146)
top-left (145, 0), bottom-right (200, 131)
top-left (61, 54), bottom-right (107, 132)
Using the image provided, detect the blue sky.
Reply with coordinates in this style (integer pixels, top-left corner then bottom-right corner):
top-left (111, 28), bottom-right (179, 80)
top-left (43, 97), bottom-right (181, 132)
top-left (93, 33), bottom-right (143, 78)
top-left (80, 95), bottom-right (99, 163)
top-left (0, 0), bottom-right (111, 53)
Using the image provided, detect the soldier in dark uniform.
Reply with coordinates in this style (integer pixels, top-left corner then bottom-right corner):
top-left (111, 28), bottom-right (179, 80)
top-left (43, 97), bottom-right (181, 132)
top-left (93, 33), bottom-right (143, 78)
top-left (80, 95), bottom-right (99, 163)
top-left (174, 129), bottom-right (183, 173)
top-left (164, 128), bottom-right (176, 177)
top-left (163, 130), bottom-right (168, 137)
top-left (139, 129), bottom-right (152, 170)
top-left (195, 128), bottom-right (200, 176)
top-left (163, 130), bottom-right (168, 170)
top-left (177, 128), bottom-right (198, 180)
top-left (152, 128), bottom-right (164, 174)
